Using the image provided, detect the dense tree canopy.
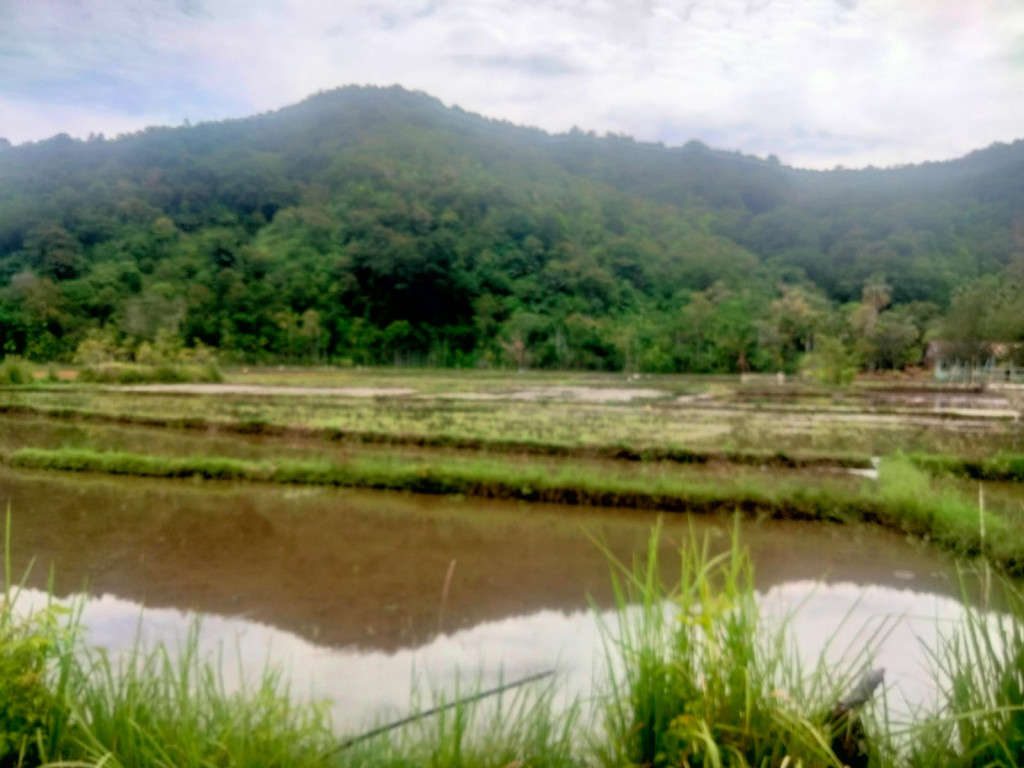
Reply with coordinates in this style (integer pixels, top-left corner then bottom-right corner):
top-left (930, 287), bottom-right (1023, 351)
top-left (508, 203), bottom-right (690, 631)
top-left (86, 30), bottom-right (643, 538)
top-left (2, 85), bottom-right (1023, 372)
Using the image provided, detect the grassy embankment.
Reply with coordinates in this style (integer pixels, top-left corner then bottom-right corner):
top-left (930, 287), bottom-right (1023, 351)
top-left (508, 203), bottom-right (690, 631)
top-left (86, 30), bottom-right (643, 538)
top-left (7, 446), bottom-right (1024, 576)
top-left (908, 452), bottom-right (1024, 483)
top-left (2, 525), bottom-right (1022, 767)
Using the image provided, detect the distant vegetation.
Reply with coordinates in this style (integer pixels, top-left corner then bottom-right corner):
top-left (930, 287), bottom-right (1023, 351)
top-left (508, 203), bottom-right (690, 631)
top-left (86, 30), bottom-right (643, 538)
top-left (2, 85), bottom-right (1024, 371)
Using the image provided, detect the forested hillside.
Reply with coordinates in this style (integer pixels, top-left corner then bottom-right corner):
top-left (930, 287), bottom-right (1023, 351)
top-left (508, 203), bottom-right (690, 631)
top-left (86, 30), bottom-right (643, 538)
top-left (2, 85), bottom-right (1023, 373)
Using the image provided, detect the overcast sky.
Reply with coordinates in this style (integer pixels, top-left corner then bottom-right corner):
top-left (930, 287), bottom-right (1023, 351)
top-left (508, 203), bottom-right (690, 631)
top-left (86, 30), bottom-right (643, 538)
top-left (2, 0), bottom-right (1023, 169)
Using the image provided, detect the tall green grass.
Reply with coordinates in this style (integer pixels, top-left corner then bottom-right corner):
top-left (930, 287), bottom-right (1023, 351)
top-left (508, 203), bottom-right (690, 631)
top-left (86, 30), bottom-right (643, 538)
top-left (1, 593), bottom-right (578, 768)
top-left (594, 524), bottom-right (879, 768)
top-left (59, 632), bottom-right (336, 768)
top-left (875, 454), bottom-right (1024, 571)
top-left (910, 452), bottom-right (1024, 484)
top-left (595, 525), bottom-right (1024, 767)
top-left (907, 571), bottom-right (1024, 768)
top-left (0, 518), bottom-right (75, 767)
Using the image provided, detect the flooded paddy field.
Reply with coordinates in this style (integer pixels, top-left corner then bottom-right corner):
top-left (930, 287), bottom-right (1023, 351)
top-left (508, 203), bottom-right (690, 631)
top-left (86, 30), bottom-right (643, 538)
top-left (2, 371), bottom-right (1023, 753)
top-left (3, 412), bottom-right (1024, 522)
top-left (3, 374), bottom-right (1022, 462)
top-left (0, 465), bottom-right (982, 732)
top-left (1, 467), bottom-right (964, 649)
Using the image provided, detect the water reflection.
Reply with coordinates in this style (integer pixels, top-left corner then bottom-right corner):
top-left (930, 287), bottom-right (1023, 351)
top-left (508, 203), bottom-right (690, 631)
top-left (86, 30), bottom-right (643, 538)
top-left (1, 467), bottom-right (963, 652)
top-left (15, 579), bottom-right (975, 733)
top-left (0, 465), bottom-right (994, 733)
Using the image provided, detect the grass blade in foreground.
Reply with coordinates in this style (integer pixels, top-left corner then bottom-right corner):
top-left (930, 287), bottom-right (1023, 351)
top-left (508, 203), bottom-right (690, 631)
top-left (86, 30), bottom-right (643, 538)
top-left (907, 568), bottom-right (1024, 768)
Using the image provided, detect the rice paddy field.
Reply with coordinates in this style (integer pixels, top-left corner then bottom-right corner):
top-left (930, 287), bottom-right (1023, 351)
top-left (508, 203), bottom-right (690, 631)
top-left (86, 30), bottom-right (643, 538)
top-left (1, 368), bottom-right (1023, 766)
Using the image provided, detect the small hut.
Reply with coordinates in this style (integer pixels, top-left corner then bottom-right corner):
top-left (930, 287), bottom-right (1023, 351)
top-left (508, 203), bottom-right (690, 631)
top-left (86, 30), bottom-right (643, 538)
top-left (926, 341), bottom-right (1023, 383)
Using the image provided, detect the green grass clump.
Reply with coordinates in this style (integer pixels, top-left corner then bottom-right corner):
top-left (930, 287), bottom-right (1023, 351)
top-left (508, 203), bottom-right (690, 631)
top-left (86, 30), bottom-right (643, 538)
top-left (875, 455), bottom-right (1024, 570)
top-left (908, 573), bottom-right (1024, 767)
top-left (910, 452), bottom-right (1024, 483)
top-left (63, 629), bottom-right (337, 768)
top-left (0, 606), bottom-right (72, 766)
top-left (597, 525), bottom-right (875, 768)
top-left (0, 600), bottom-right (72, 765)
top-left (0, 515), bottom-right (75, 767)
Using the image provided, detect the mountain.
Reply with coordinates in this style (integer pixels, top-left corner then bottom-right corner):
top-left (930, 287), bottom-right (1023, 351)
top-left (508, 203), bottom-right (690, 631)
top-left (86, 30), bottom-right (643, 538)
top-left (1, 85), bottom-right (1023, 370)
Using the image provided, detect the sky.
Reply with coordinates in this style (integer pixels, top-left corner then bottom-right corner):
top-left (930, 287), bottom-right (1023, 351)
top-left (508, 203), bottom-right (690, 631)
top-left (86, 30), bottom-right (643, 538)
top-left (2, 0), bottom-right (1023, 169)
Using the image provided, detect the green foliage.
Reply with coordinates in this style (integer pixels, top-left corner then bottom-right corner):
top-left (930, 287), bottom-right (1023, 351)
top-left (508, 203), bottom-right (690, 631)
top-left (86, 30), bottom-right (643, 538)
top-left (76, 362), bottom-right (222, 385)
top-left (597, 527), bottom-right (852, 768)
top-left (874, 455), bottom-right (1024, 569)
top-left (0, 515), bottom-right (74, 768)
top-left (908, 574), bottom-right (1024, 767)
top-left (3, 86), bottom-right (1024, 370)
top-left (802, 335), bottom-right (858, 386)
top-left (909, 452), bottom-right (1024, 483)
top-left (74, 328), bottom-right (222, 383)
top-left (0, 358), bottom-right (31, 386)
top-left (0, 603), bottom-right (69, 767)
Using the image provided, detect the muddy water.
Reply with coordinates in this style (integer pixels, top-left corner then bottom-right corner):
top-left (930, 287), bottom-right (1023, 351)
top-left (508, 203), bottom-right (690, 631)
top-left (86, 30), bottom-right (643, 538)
top-left (0, 466), bottom-right (984, 732)
top-left (0, 466), bottom-right (961, 649)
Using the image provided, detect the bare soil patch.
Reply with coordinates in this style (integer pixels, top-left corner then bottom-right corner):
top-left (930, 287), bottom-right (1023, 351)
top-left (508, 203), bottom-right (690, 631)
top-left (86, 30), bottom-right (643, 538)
top-left (112, 382), bottom-right (669, 403)
top-left (436, 385), bottom-right (668, 403)
top-left (112, 384), bottom-right (416, 397)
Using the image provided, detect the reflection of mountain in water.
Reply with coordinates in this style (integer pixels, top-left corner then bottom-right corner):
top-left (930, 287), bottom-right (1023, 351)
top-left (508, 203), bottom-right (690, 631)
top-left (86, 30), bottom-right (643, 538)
top-left (14, 581), bottom-right (978, 732)
top-left (4, 467), bottom-right (964, 652)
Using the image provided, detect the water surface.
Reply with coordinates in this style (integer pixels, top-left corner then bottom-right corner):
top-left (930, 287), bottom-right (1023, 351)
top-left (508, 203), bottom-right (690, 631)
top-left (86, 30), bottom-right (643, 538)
top-left (0, 466), bottom-right (984, 733)
top-left (1, 466), bottom-right (960, 649)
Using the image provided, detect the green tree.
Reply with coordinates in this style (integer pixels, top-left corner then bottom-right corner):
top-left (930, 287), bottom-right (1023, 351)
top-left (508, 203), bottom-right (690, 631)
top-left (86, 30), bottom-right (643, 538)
top-left (802, 334), bottom-right (857, 386)
top-left (24, 223), bottom-right (86, 281)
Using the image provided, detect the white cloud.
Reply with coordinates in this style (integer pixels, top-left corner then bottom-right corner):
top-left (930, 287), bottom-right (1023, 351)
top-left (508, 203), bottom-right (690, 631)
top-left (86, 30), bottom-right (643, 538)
top-left (2, 0), bottom-right (1023, 168)
top-left (0, 97), bottom-right (171, 142)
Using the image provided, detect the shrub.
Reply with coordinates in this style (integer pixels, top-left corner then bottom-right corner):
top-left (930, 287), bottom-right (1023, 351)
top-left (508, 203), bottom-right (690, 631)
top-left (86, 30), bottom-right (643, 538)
top-left (802, 335), bottom-right (857, 386)
top-left (77, 362), bottom-right (221, 385)
top-left (0, 358), bottom-right (32, 386)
